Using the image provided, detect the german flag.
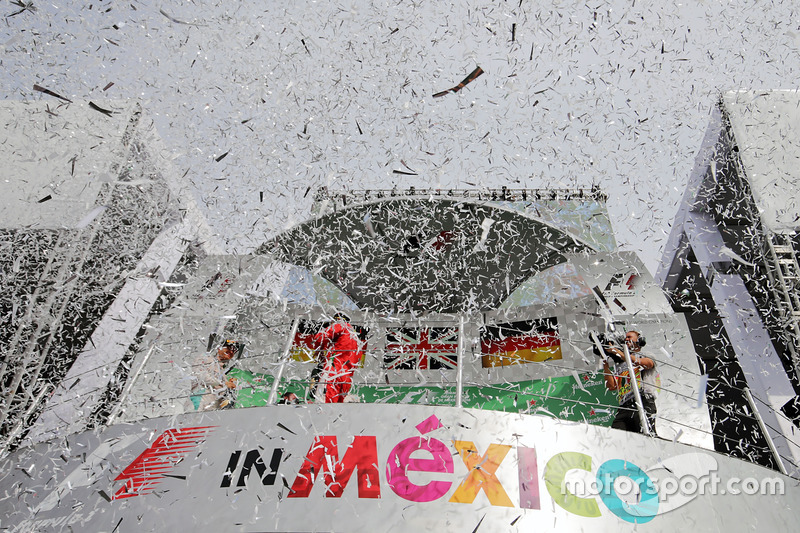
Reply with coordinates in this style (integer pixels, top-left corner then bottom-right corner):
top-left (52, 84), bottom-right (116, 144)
top-left (481, 318), bottom-right (561, 368)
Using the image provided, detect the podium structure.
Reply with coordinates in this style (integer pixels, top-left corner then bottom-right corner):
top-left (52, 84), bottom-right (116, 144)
top-left (1, 99), bottom-right (798, 531)
top-left (659, 90), bottom-right (800, 475)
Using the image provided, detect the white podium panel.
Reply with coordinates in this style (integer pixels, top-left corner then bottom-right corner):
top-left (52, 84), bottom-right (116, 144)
top-left (0, 404), bottom-right (794, 532)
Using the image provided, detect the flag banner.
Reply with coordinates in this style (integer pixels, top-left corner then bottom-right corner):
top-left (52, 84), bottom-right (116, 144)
top-left (480, 318), bottom-right (562, 367)
top-left (384, 327), bottom-right (459, 370)
top-left (290, 319), bottom-right (369, 365)
top-left (354, 371), bottom-right (616, 427)
top-left (290, 320), bottom-right (327, 362)
top-left (229, 369), bottom-right (617, 428)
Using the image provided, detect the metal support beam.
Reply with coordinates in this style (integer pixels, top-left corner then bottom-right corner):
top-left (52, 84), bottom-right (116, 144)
top-left (105, 346), bottom-right (157, 426)
top-left (268, 317), bottom-right (300, 405)
top-left (684, 210), bottom-right (800, 475)
top-left (623, 343), bottom-right (653, 437)
top-left (24, 221), bottom-right (190, 445)
top-left (744, 387), bottom-right (788, 475)
top-left (456, 315), bottom-right (465, 408)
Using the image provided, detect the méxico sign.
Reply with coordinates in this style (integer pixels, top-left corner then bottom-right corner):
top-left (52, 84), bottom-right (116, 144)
top-left (3, 405), bottom-right (793, 532)
top-left (113, 415), bottom-right (782, 526)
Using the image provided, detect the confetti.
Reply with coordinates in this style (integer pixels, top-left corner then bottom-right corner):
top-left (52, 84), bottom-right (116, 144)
top-left (432, 67), bottom-right (484, 98)
top-left (2, 4), bottom-right (799, 530)
top-left (88, 101), bottom-right (114, 116)
top-left (32, 84), bottom-right (72, 102)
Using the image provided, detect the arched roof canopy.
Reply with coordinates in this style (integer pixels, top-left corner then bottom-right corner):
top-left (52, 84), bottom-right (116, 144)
top-left (260, 196), bottom-right (597, 314)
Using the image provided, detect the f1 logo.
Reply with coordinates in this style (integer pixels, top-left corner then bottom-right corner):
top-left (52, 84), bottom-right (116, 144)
top-left (112, 426), bottom-right (215, 500)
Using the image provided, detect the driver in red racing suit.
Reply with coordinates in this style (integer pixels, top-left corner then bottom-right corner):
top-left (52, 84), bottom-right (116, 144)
top-left (313, 313), bottom-right (363, 403)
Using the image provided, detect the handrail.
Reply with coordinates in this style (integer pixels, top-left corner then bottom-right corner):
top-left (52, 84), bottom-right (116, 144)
top-left (267, 317), bottom-right (300, 405)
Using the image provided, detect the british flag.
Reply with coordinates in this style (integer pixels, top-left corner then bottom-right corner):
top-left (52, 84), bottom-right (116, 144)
top-left (385, 327), bottom-right (459, 370)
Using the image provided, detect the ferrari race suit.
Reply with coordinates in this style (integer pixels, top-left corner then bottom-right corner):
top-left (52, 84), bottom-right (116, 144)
top-left (313, 320), bottom-right (363, 403)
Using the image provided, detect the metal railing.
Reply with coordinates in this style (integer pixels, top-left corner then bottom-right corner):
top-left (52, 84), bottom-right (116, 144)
top-left (313, 186), bottom-right (609, 208)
